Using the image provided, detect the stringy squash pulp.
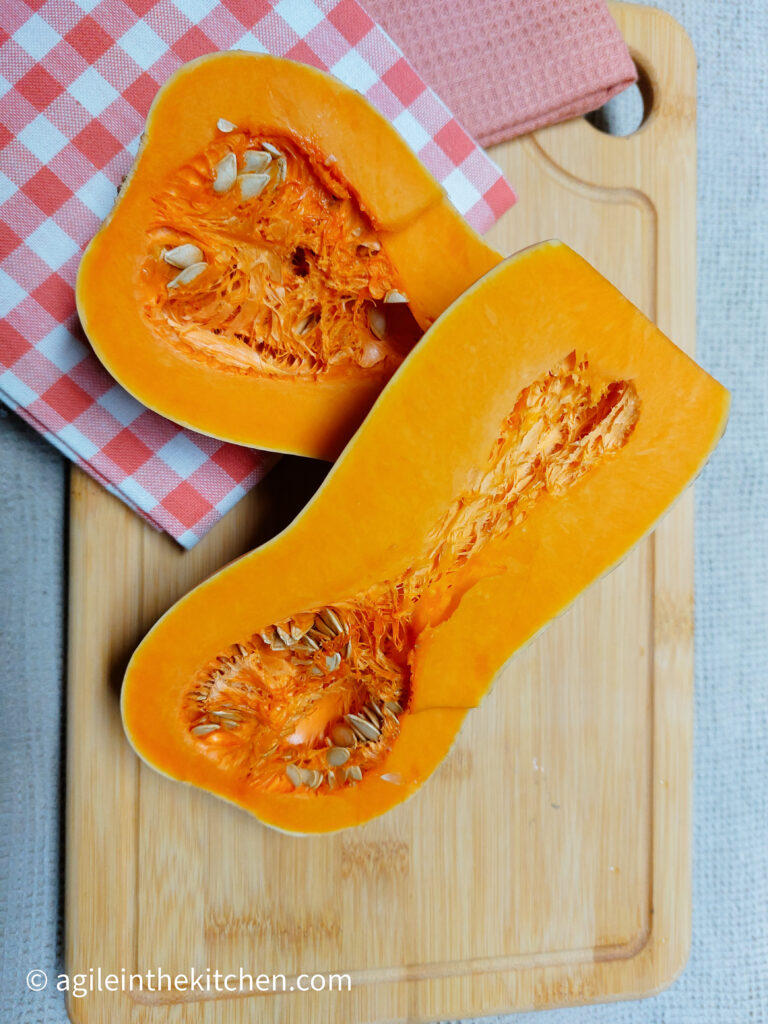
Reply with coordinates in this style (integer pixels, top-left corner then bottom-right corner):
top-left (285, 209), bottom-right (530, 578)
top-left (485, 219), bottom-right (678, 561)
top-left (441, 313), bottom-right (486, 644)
top-left (122, 243), bottom-right (729, 834)
top-left (143, 126), bottom-right (419, 380)
top-left (76, 52), bottom-right (501, 458)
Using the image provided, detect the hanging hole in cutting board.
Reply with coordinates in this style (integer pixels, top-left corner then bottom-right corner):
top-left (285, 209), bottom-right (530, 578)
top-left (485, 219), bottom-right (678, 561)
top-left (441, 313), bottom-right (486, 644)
top-left (584, 61), bottom-right (653, 136)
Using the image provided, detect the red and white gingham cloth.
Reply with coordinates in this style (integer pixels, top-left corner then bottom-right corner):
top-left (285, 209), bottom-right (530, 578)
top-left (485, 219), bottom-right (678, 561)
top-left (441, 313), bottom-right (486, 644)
top-left (0, 0), bottom-right (516, 548)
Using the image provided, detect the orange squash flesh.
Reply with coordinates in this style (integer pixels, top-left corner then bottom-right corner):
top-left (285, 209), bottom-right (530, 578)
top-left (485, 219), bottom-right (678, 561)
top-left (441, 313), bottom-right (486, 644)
top-left (121, 241), bottom-right (729, 834)
top-left (76, 52), bottom-right (500, 459)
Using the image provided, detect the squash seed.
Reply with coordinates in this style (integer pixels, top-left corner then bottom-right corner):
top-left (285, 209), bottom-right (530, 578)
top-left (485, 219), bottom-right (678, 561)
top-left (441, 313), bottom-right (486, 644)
top-left (357, 240), bottom-right (381, 256)
top-left (367, 307), bottom-right (386, 340)
top-left (327, 746), bottom-right (351, 767)
top-left (361, 705), bottom-right (380, 728)
top-left (276, 156), bottom-right (287, 183)
top-left (346, 765), bottom-right (363, 782)
top-left (242, 149), bottom-right (271, 172)
top-left (346, 713), bottom-right (379, 742)
top-left (168, 262), bottom-right (207, 288)
top-left (301, 768), bottom-right (322, 789)
top-left (286, 764), bottom-right (301, 787)
top-left (313, 616), bottom-right (335, 639)
top-left (163, 243), bottom-right (203, 269)
top-left (217, 118), bottom-right (237, 133)
top-left (327, 770), bottom-right (336, 789)
top-left (325, 652), bottom-right (342, 672)
top-left (238, 172), bottom-right (270, 199)
top-left (359, 341), bottom-right (385, 368)
top-left (262, 141), bottom-right (282, 157)
top-left (213, 152), bottom-right (237, 193)
top-left (384, 289), bottom-right (408, 304)
top-left (330, 722), bottom-right (356, 747)
top-left (319, 607), bottom-right (345, 634)
top-left (260, 628), bottom-right (287, 651)
top-left (191, 722), bottom-right (219, 736)
top-left (381, 772), bottom-right (401, 784)
top-left (275, 624), bottom-right (294, 646)
top-left (210, 709), bottom-right (241, 721)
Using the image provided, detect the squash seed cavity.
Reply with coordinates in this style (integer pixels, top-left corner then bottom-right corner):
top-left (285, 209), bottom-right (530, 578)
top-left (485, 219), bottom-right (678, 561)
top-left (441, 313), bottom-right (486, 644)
top-left (143, 128), bottom-right (421, 378)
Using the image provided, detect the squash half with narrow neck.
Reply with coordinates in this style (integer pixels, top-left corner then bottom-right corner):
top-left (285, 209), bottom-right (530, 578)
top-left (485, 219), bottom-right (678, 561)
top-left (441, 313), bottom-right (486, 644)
top-left (121, 241), bottom-right (729, 834)
top-left (76, 51), bottom-right (501, 458)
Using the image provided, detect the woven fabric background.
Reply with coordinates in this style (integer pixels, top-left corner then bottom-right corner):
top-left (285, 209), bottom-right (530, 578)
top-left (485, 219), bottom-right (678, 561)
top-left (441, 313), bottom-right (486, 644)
top-left (0, 0), bottom-right (516, 548)
top-left (1, 1), bottom-right (766, 1021)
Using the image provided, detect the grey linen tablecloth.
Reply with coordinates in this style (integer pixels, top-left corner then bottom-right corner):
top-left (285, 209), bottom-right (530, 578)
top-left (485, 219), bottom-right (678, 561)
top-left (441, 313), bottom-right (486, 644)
top-left (1, 1), bottom-right (766, 1020)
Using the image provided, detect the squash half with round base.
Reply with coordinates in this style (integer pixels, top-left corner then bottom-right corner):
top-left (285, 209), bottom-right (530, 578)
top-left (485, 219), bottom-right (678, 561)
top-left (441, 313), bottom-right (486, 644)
top-left (121, 241), bottom-right (729, 835)
top-left (76, 52), bottom-right (501, 459)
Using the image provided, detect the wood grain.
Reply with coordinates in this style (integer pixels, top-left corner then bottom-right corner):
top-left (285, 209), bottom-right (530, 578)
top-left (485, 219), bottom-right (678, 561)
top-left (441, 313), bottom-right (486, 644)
top-left (65, 5), bottom-right (697, 1020)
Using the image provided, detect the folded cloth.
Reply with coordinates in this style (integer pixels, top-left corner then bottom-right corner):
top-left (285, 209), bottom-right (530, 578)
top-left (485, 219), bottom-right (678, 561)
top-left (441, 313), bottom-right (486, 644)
top-left (364, 0), bottom-right (637, 146)
top-left (0, 0), bottom-right (516, 549)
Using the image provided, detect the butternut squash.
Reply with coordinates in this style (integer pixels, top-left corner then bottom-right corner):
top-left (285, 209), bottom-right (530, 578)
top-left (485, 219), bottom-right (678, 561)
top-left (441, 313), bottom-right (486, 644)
top-left (75, 52), bottom-right (500, 458)
top-left (121, 241), bottom-right (729, 834)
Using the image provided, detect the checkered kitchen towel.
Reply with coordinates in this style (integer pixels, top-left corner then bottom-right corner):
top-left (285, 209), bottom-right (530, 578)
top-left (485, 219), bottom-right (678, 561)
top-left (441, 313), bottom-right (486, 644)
top-left (0, 0), bottom-right (516, 548)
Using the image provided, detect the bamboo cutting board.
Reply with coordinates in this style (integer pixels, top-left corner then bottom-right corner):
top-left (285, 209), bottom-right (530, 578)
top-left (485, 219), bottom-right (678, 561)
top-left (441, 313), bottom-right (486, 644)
top-left (66, 6), bottom-right (697, 1020)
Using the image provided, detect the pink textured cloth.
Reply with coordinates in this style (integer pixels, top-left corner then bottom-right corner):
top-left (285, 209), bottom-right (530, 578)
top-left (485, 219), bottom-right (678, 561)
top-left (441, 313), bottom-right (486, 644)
top-left (364, 0), bottom-right (637, 146)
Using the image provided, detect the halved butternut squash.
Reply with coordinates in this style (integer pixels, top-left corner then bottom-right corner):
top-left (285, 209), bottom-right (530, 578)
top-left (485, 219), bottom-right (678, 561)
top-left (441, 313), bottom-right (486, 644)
top-left (121, 241), bottom-right (729, 834)
top-left (76, 52), bottom-right (501, 458)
